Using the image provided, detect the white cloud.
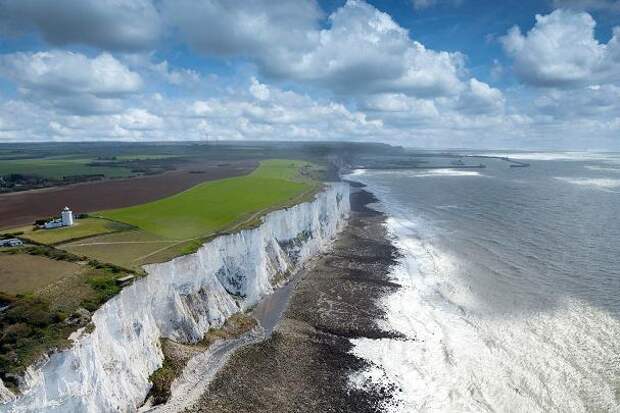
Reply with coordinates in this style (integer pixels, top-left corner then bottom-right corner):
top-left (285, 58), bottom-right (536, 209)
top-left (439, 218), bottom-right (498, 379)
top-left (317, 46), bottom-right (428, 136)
top-left (283, 0), bottom-right (467, 97)
top-left (0, 0), bottom-right (617, 149)
top-left (457, 78), bottom-right (505, 114)
top-left (0, 80), bottom-right (385, 143)
top-left (361, 93), bottom-right (437, 114)
top-left (150, 61), bottom-right (201, 87)
top-left (118, 108), bottom-right (163, 131)
top-left (0, 51), bottom-right (142, 95)
top-left (534, 84), bottom-right (620, 119)
top-left (0, 51), bottom-right (142, 114)
top-left (249, 77), bottom-right (271, 101)
top-left (501, 9), bottom-right (620, 88)
top-left (0, 75), bottom-right (616, 149)
top-left (163, 0), bottom-right (469, 99)
top-left (162, 0), bottom-right (322, 65)
top-left (0, 0), bottom-right (161, 51)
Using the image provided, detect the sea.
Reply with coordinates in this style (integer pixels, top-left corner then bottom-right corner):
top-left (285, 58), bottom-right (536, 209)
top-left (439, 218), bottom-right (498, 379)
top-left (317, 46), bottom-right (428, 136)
top-left (347, 152), bottom-right (620, 412)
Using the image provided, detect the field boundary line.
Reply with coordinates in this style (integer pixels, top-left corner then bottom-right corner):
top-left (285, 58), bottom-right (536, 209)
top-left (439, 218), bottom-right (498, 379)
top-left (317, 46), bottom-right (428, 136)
top-left (66, 240), bottom-right (181, 247)
top-left (132, 184), bottom-right (321, 265)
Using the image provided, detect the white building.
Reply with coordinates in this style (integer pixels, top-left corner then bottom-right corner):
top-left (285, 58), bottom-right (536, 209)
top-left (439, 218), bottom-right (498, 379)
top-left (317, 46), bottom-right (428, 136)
top-left (44, 219), bottom-right (63, 229)
top-left (42, 207), bottom-right (75, 229)
top-left (61, 207), bottom-right (74, 227)
top-left (0, 238), bottom-right (23, 247)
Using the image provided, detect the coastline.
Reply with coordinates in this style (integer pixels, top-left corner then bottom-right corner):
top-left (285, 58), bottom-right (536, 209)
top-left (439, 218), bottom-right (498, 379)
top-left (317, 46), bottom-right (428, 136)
top-left (1, 183), bottom-right (350, 412)
top-left (187, 184), bottom-right (402, 412)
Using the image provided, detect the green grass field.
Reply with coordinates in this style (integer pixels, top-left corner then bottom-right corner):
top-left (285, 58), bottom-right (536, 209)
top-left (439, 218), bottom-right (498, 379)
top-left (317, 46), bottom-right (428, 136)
top-left (99, 160), bottom-right (318, 240)
top-left (61, 230), bottom-right (178, 269)
top-left (15, 218), bottom-right (133, 245)
top-left (0, 158), bottom-right (133, 178)
top-left (0, 253), bottom-right (84, 295)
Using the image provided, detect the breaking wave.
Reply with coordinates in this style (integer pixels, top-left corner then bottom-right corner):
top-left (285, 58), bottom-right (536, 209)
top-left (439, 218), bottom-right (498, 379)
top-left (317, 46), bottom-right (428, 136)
top-left (348, 169), bottom-right (620, 413)
top-left (555, 177), bottom-right (620, 191)
top-left (483, 151), bottom-right (620, 162)
top-left (410, 169), bottom-right (483, 177)
top-left (585, 165), bottom-right (620, 173)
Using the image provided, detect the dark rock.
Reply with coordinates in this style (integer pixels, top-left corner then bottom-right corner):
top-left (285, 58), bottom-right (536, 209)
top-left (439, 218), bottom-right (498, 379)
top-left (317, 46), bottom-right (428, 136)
top-left (189, 188), bottom-right (399, 413)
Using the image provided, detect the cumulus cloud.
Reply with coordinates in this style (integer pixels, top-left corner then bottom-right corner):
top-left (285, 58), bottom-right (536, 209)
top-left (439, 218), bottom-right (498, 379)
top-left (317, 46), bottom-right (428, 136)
top-left (149, 61), bottom-right (201, 87)
top-left (0, 73), bottom-right (613, 149)
top-left (0, 0), bottom-right (161, 51)
top-left (0, 78), bottom-right (385, 143)
top-left (534, 84), bottom-right (620, 119)
top-left (163, 0), bottom-right (469, 99)
top-left (0, 0), bottom-right (616, 149)
top-left (0, 51), bottom-right (142, 114)
top-left (456, 78), bottom-right (505, 114)
top-left (162, 0), bottom-right (321, 63)
top-left (501, 9), bottom-right (620, 88)
top-left (284, 0), bottom-right (467, 97)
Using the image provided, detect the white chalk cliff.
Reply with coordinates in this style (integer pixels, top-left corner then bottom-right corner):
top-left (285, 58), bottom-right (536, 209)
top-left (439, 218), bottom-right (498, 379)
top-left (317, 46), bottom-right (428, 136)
top-left (0, 183), bottom-right (350, 412)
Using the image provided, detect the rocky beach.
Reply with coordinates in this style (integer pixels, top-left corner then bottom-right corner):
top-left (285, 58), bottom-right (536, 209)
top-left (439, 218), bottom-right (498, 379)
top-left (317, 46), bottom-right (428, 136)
top-left (187, 185), bottom-right (402, 413)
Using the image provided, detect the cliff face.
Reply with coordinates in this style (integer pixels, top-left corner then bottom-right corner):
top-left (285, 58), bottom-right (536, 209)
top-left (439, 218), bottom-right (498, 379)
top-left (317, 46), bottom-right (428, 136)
top-left (0, 383), bottom-right (12, 404)
top-left (0, 183), bottom-right (350, 413)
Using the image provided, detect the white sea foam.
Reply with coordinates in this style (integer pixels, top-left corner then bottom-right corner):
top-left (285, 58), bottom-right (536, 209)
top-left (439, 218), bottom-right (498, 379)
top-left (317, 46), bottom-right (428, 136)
top-left (555, 177), bottom-right (620, 191)
top-left (349, 182), bottom-right (620, 412)
top-left (370, 169), bottom-right (483, 178)
top-left (412, 169), bottom-right (482, 177)
top-left (584, 165), bottom-right (620, 173)
top-left (483, 151), bottom-right (620, 163)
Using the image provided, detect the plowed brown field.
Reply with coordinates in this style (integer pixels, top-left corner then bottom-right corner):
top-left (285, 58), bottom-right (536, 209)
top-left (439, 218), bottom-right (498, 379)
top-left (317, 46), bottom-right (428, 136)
top-left (0, 161), bottom-right (256, 229)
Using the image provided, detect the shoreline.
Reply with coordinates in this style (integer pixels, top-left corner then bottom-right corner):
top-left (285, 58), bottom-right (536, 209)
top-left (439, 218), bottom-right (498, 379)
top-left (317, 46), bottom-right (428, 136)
top-left (1, 182), bottom-right (350, 412)
top-left (186, 185), bottom-right (402, 412)
top-left (143, 250), bottom-right (327, 412)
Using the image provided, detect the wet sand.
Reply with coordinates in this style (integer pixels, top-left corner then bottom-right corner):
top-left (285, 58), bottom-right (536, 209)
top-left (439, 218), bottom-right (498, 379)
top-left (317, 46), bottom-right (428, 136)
top-left (187, 186), bottom-right (401, 413)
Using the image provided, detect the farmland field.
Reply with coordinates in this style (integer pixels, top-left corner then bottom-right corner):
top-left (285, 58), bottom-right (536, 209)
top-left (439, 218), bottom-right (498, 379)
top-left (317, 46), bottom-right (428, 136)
top-left (0, 158), bottom-right (134, 179)
top-left (61, 230), bottom-right (179, 269)
top-left (0, 161), bottom-right (256, 229)
top-left (0, 141), bottom-right (387, 385)
top-left (55, 160), bottom-right (322, 269)
top-left (0, 253), bottom-right (84, 294)
top-left (99, 160), bottom-right (319, 240)
top-left (0, 247), bottom-right (133, 379)
top-left (16, 218), bottom-right (133, 245)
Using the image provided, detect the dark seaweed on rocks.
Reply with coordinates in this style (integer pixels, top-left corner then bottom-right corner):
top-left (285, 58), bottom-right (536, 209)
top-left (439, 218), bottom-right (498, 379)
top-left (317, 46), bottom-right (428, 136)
top-left (189, 187), bottom-right (402, 413)
top-left (277, 229), bottom-right (313, 265)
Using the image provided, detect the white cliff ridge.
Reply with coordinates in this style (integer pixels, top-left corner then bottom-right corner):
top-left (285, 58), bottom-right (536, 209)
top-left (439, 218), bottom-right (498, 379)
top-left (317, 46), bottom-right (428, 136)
top-left (0, 382), bottom-right (13, 404)
top-left (0, 183), bottom-right (350, 412)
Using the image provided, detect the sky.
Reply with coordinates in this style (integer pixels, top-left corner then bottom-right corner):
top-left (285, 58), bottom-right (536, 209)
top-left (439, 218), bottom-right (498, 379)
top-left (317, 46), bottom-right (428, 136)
top-left (0, 0), bottom-right (619, 149)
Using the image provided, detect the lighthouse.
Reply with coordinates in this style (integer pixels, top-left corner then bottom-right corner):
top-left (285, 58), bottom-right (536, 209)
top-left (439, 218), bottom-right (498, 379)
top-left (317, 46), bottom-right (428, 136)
top-left (61, 207), bottom-right (74, 227)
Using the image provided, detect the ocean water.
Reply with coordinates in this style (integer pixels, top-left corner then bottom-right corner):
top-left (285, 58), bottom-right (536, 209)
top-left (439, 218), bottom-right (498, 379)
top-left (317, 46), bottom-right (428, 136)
top-left (348, 153), bottom-right (620, 412)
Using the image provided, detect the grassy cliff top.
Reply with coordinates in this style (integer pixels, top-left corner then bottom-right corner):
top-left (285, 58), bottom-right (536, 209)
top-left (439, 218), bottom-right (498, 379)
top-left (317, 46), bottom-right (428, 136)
top-left (98, 159), bottom-right (319, 240)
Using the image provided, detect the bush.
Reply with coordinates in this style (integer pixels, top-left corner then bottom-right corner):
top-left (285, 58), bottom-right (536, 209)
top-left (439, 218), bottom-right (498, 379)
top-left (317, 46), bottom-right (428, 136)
top-left (84, 275), bottom-right (121, 308)
top-left (149, 362), bottom-right (176, 404)
top-left (1, 323), bottom-right (33, 344)
top-left (5, 299), bottom-right (54, 328)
